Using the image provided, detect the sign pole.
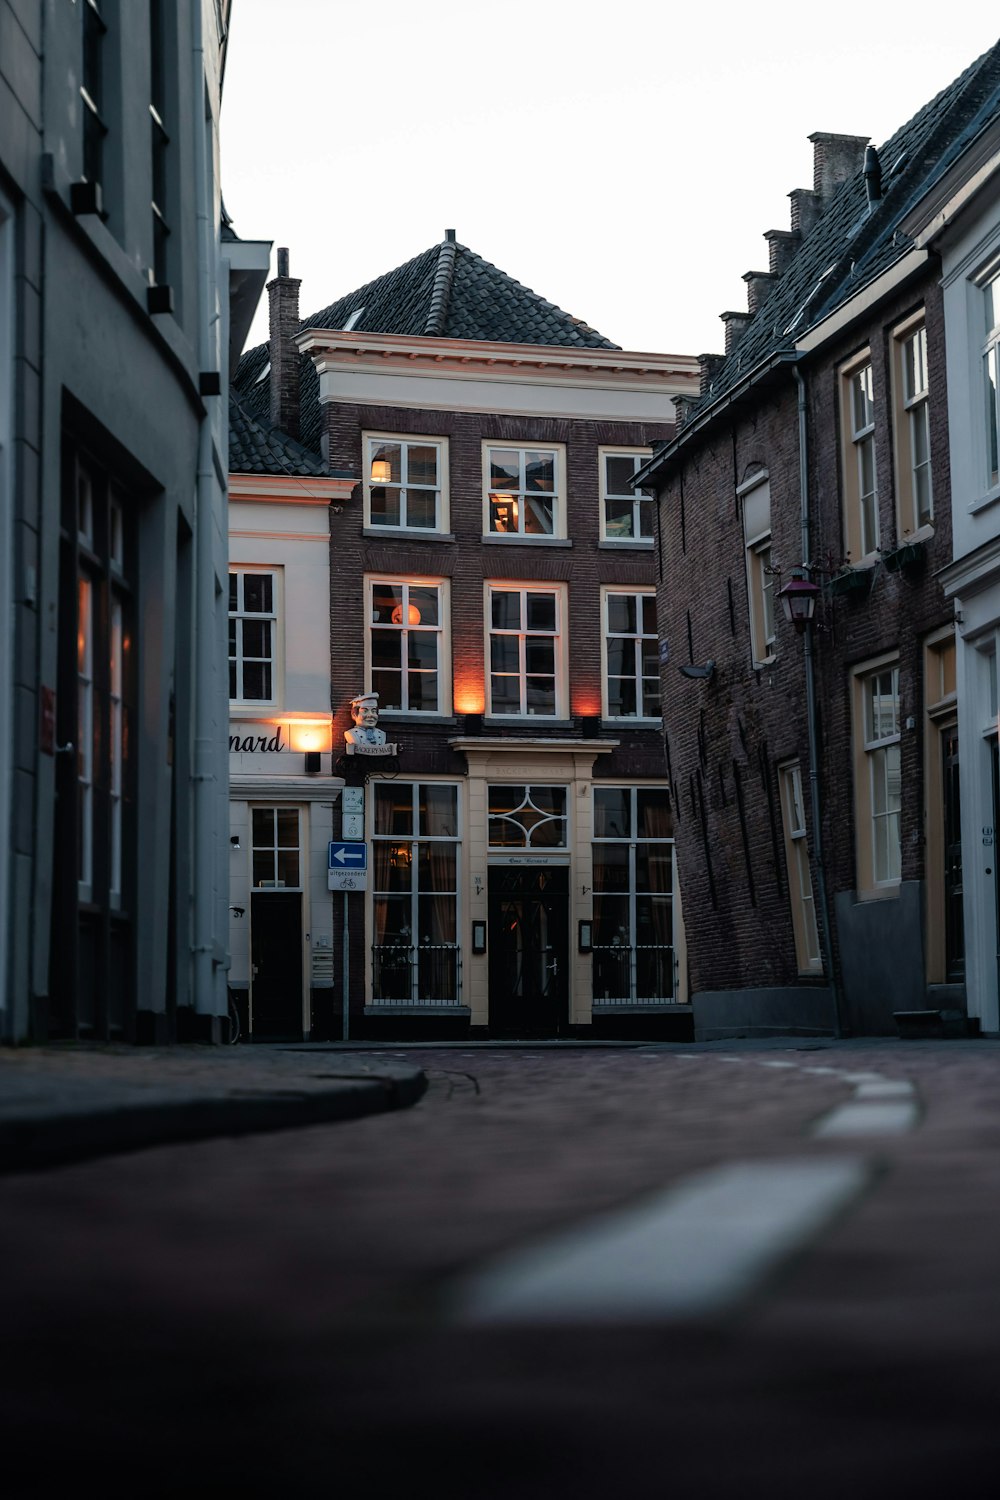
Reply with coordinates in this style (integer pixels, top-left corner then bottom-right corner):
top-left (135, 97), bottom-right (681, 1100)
top-left (342, 891), bottom-right (350, 1042)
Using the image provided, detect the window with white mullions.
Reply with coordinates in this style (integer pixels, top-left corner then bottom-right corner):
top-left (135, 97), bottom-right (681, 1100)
top-left (486, 446), bottom-right (560, 536)
top-left (81, 0), bottom-right (108, 191)
top-left (849, 361), bottom-right (879, 556)
top-left (902, 325), bottom-right (932, 526)
top-left (600, 450), bottom-right (654, 541)
top-left (863, 666), bottom-right (902, 886)
top-left (369, 579), bottom-right (442, 713)
top-left (366, 436), bottom-right (443, 530)
top-left (604, 590), bottom-right (660, 719)
top-left (229, 570), bottom-right (276, 703)
top-left (251, 807), bottom-right (301, 889)
top-left (488, 784), bottom-right (568, 849)
top-left (371, 782), bottom-right (460, 1006)
top-left (778, 762), bottom-right (822, 974)
top-left (982, 266), bottom-right (1000, 490)
top-left (488, 586), bottom-right (561, 717)
top-left (592, 786), bottom-right (675, 1006)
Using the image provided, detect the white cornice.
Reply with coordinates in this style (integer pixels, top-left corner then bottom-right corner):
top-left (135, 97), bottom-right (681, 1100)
top-left (228, 473), bottom-right (355, 501)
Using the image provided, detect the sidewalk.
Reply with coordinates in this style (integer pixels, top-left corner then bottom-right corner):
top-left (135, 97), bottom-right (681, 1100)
top-left (0, 1042), bottom-right (427, 1173)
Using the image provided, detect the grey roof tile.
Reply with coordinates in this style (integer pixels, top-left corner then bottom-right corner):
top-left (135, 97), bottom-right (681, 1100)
top-left (228, 395), bottom-right (329, 477)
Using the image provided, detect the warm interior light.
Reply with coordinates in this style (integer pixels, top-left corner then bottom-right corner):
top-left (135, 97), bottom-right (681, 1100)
top-left (278, 716), bottom-right (333, 752)
top-left (391, 602), bottom-right (421, 625)
top-left (370, 459), bottom-right (392, 485)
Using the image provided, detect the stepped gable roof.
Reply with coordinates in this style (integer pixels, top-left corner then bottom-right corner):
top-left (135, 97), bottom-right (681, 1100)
top-left (232, 237), bottom-right (620, 458)
top-left (688, 40), bottom-right (1000, 422)
top-left (228, 394), bottom-right (328, 477)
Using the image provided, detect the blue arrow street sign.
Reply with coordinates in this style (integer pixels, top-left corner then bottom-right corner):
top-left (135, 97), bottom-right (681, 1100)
top-left (328, 841), bottom-right (367, 871)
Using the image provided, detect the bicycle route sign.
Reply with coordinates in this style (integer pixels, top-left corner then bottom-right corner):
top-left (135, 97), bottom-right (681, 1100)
top-left (328, 841), bottom-right (368, 892)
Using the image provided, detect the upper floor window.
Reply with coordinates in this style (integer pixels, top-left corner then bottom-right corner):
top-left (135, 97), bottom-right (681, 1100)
top-left (487, 585), bottom-right (564, 718)
top-left (853, 659), bottom-right (902, 896)
top-left (600, 449), bottom-right (654, 543)
top-left (150, 0), bottom-right (171, 287)
top-left (484, 445), bottom-right (564, 538)
top-left (841, 354), bottom-right (879, 562)
top-left (982, 264), bottom-right (1000, 492)
top-left (229, 569), bottom-right (277, 704)
top-left (603, 589), bottom-right (660, 720)
top-left (740, 472), bottom-right (775, 665)
top-left (892, 315), bottom-right (932, 537)
top-left (365, 435), bottom-right (446, 531)
top-left (368, 577), bottom-right (447, 715)
top-left (81, 0), bottom-right (108, 191)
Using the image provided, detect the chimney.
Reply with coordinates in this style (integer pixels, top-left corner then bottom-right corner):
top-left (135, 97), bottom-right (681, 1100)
top-left (673, 392), bottom-right (699, 430)
top-left (789, 188), bottom-right (822, 238)
top-left (743, 269), bottom-right (778, 314)
top-left (267, 246), bottom-right (301, 440)
top-left (720, 309), bottom-right (751, 354)
top-left (764, 228), bottom-right (800, 276)
top-left (864, 145), bottom-right (882, 209)
top-left (697, 353), bottom-right (725, 397)
top-left (809, 132), bottom-right (870, 203)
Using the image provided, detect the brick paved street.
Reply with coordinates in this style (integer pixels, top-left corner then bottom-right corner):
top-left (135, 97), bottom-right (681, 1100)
top-left (4, 1041), bottom-right (1000, 1496)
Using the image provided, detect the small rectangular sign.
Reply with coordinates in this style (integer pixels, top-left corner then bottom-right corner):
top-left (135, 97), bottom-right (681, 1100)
top-left (328, 841), bottom-right (368, 871)
top-left (328, 869), bottom-right (368, 892)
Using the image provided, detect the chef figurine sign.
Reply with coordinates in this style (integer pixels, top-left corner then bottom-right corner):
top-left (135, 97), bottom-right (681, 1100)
top-left (344, 692), bottom-right (397, 756)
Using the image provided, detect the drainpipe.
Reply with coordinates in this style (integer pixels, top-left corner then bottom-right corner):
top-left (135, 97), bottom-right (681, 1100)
top-left (795, 364), bottom-right (843, 1037)
top-left (191, 7), bottom-right (224, 1030)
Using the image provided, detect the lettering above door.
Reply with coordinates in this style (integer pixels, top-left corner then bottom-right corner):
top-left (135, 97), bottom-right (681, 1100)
top-left (229, 727), bottom-right (285, 753)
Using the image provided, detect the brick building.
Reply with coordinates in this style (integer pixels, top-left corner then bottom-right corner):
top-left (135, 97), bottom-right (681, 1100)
top-left (638, 43), bottom-right (1000, 1038)
top-left (230, 237), bottom-right (699, 1038)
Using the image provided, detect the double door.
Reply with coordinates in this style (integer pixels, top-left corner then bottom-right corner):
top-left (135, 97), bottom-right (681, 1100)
top-left (488, 868), bottom-right (568, 1036)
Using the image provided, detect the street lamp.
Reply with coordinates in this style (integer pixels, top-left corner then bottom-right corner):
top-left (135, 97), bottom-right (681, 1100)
top-left (777, 570), bottom-right (821, 633)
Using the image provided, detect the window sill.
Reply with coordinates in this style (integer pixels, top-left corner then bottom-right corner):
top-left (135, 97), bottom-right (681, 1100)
top-left (484, 716), bottom-right (574, 728)
top-left (481, 535), bottom-right (572, 547)
top-left (968, 486), bottom-right (1000, 517)
top-left (364, 1004), bottom-right (471, 1016)
top-left (602, 718), bottom-right (662, 729)
top-left (598, 538), bottom-right (655, 549)
top-left (854, 882), bottom-right (901, 904)
top-left (363, 527), bottom-right (455, 542)
top-left (229, 704), bottom-right (280, 717)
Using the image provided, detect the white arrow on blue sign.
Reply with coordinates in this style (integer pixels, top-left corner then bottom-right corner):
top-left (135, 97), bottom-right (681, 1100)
top-left (328, 841), bottom-right (368, 871)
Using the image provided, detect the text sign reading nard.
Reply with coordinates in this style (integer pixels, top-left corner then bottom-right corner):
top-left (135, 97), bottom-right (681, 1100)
top-left (328, 841), bottom-right (368, 892)
top-left (229, 726), bottom-right (285, 753)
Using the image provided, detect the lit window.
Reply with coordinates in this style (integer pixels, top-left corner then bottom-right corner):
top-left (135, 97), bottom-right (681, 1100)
top-left (368, 578), bottom-right (446, 714)
top-left (485, 445), bottom-right (563, 537)
top-left (892, 316), bottom-right (932, 536)
top-left (600, 449), bottom-right (653, 542)
top-left (841, 354), bottom-right (879, 561)
top-left (365, 435), bottom-right (445, 531)
top-left (592, 786), bottom-right (676, 1006)
top-left (603, 590), bottom-right (660, 719)
top-left (371, 782), bottom-right (460, 1006)
top-left (229, 570), bottom-right (277, 704)
top-left (487, 586), bottom-right (564, 718)
top-left (488, 785), bottom-right (568, 848)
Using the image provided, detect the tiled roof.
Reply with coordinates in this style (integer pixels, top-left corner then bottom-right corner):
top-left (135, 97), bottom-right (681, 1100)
top-left (680, 40), bottom-right (1000, 424)
top-left (232, 237), bottom-right (620, 464)
top-left (228, 394), bottom-right (328, 477)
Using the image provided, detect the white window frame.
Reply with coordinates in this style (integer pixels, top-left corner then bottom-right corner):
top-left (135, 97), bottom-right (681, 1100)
top-left (363, 432), bottom-right (448, 534)
top-left (977, 259), bottom-right (1000, 495)
top-left (777, 761), bottom-right (822, 975)
top-left (0, 189), bottom-right (13, 1004)
top-left (487, 783), bottom-right (569, 850)
top-left (250, 805), bottom-right (302, 890)
top-left (892, 312), bottom-right (933, 539)
top-left (739, 471), bottom-right (775, 666)
top-left (591, 784), bottom-right (677, 1007)
top-left (485, 582), bottom-right (566, 720)
top-left (365, 575), bottom-right (451, 717)
top-left (601, 587), bottom-right (661, 722)
top-left (482, 442), bottom-right (566, 540)
top-left (229, 567), bottom-right (279, 708)
top-left (840, 351), bottom-right (880, 563)
top-left (599, 447), bottom-right (654, 544)
top-left (852, 656), bottom-right (902, 898)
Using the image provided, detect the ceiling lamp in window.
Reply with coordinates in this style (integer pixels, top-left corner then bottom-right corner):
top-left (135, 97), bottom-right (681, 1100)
top-left (391, 602), bottom-right (421, 625)
top-left (370, 459), bottom-right (392, 484)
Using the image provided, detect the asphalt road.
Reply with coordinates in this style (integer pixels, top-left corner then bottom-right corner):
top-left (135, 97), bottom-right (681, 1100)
top-left (4, 1041), bottom-right (1000, 1497)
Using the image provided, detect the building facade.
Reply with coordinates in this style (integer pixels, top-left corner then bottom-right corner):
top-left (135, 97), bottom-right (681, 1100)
top-left (231, 239), bottom-right (699, 1038)
top-left (0, 1), bottom-right (268, 1041)
top-left (638, 45), bottom-right (1000, 1039)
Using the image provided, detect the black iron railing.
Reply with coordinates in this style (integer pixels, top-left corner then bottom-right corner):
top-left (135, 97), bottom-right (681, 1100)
top-left (370, 943), bottom-right (462, 1007)
top-left (592, 943), bottom-right (676, 1007)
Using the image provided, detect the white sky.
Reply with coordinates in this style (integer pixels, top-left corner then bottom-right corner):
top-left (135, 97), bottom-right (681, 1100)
top-left (222, 1), bottom-right (999, 360)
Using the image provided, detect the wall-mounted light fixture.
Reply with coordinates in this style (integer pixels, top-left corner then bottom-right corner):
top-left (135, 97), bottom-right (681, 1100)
top-left (304, 750), bottom-right (322, 774)
top-left (679, 660), bottom-right (716, 681)
top-left (472, 920), bottom-right (487, 954)
top-left (578, 920), bottom-right (593, 954)
top-left (777, 570), bottom-right (821, 633)
top-left (230, 835), bottom-right (241, 849)
top-left (278, 716), bottom-right (334, 755)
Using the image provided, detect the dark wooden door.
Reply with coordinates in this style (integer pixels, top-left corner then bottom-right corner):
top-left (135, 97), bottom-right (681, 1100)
top-left (488, 867), bottom-right (568, 1036)
top-left (250, 891), bottom-right (303, 1039)
top-left (942, 724), bottom-right (964, 981)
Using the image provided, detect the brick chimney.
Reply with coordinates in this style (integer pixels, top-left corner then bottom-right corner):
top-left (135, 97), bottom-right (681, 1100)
top-left (720, 309), bottom-right (751, 354)
top-left (268, 246), bottom-right (301, 440)
top-left (764, 228), bottom-right (800, 276)
top-left (697, 353), bottom-right (725, 397)
top-left (809, 132), bottom-right (870, 203)
top-left (743, 269), bottom-right (778, 314)
top-left (673, 392), bottom-right (699, 430)
top-left (789, 187), bottom-right (822, 238)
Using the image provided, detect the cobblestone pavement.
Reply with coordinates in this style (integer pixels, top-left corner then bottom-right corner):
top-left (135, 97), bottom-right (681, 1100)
top-left (4, 1040), bottom-right (1000, 1496)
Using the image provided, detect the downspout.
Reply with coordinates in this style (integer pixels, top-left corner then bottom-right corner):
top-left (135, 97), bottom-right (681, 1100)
top-left (192, 7), bottom-right (224, 1027)
top-left (794, 364), bottom-right (843, 1036)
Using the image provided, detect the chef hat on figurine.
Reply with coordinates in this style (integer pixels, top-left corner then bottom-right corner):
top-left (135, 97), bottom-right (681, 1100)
top-left (350, 692), bottom-right (379, 713)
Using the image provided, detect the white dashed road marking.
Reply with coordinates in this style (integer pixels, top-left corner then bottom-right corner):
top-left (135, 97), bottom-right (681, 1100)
top-left (813, 1099), bottom-right (920, 1137)
top-left (452, 1157), bottom-right (871, 1324)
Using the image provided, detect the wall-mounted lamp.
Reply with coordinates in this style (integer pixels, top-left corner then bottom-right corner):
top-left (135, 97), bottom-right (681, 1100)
top-left (304, 750), bottom-right (322, 774)
top-left (230, 835), bottom-right (241, 849)
top-left (679, 660), bottom-right (716, 681)
top-left (578, 920), bottom-right (593, 954)
top-left (462, 712), bottom-right (483, 736)
top-left (777, 570), bottom-right (821, 633)
top-left (370, 458), bottom-right (392, 485)
top-left (579, 714), bottom-right (601, 738)
top-left (472, 920), bottom-right (487, 954)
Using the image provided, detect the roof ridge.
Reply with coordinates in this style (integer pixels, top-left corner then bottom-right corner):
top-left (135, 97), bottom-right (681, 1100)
top-left (424, 237), bottom-right (458, 336)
